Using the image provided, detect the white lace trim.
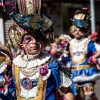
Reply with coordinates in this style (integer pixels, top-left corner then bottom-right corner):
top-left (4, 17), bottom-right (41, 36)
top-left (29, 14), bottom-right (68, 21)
top-left (70, 38), bottom-right (89, 48)
top-left (13, 53), bottom-right (51, 68)
top-left (73, 73), bottom-right (100, 82)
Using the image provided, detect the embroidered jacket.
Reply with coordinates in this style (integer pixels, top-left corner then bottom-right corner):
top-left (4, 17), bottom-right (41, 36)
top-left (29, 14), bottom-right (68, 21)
top-left (13, 53), bottom-right (72, 100)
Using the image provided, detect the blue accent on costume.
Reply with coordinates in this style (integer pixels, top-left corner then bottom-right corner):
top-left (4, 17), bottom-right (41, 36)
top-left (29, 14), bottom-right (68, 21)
top-left (70, 41), bottom-right (99, 95)
top-left (0, 66), bottom-right (16, 100)
top-left (0, 93), bottom-right (7, 99)
top-left (11, 14), bottom-right (53, 32)
top-left (73, 19), bottom-right (88, 28)
top-left (62, 57), bottom-right (70, 65)
top-left (45, 60), bottom-right (62, 100)
top-left (73, 20), bottom-right (86, 27)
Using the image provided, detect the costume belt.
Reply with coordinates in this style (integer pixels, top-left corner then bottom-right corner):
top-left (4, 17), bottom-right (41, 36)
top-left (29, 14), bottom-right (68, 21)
top-left (72, 65), bottom-right (92, 70)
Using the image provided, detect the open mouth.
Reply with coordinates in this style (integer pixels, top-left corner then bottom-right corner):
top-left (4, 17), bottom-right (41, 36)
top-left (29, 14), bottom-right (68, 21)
top-left (32, 47), bottom-right (37, 50)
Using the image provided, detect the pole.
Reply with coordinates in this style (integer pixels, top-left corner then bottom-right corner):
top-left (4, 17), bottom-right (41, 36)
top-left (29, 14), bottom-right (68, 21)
top-left (90, 0), bottom-right (96, 34)
top-left (0, 13), bottom-right (4, 44)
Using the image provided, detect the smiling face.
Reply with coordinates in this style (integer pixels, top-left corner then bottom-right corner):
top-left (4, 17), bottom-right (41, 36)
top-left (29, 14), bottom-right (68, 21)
top-left (22, 34), bottom-right (41, 55)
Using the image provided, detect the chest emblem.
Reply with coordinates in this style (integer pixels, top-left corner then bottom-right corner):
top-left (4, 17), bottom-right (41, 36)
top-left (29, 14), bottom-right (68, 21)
top-left (21, 77), bottom-right (34, 90)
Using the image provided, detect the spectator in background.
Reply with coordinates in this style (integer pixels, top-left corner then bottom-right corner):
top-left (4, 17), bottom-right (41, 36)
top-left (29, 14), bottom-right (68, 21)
top-left (58, 34), bottom-right (72, 68)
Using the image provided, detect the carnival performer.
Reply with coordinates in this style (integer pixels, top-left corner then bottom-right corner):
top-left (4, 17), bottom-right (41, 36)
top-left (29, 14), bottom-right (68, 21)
top-left (2, 0), bottom-right (75, 100)
top-left (58, 34), bottom-right (72, 65)
top-left (13, 31), bottom-right (75, 100)
top-left (0, 43), bottom-right (16, 100)
top-left (69, 7), bottom-right (100, 100)
top-left (50, 35), bottom-right (62, 59)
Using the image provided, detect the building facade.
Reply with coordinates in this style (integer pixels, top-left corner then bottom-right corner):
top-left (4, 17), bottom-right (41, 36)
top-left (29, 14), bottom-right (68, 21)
top-left (0, 0), bottom-right (100, 44)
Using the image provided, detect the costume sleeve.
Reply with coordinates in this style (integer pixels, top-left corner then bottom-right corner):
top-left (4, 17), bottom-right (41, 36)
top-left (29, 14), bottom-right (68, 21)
top-left (48, 60), bottom-right (72, 88)
top-left (87, 41), bottom-right (97, 54)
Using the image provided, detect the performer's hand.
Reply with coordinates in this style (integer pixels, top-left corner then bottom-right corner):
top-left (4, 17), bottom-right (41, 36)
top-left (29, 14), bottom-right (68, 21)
top-left (89, 57), bottom-right (100, 70)
top-left (88, 56), bottom-right (98, 65)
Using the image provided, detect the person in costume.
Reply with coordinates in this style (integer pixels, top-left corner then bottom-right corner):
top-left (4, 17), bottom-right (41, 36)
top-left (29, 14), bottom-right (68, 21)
top-left (69, 7), bottom-right (100, 100)
top-left (0, 43), bottom-right (16, 100)
top-left (50, 35), bottom-right (62, 59)
top-left (58, 34), bottom-right (72, 65)
top-left (13, 31), bottom-right (75, 100)
top-left (2, 0), bottom-right (75, 100)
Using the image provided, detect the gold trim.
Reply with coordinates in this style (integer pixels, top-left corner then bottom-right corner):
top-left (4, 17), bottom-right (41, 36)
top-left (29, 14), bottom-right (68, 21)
top-left (42, 80), bottom-right (47, 100)
top-left (17, 0), bottom-right (41, 15)
top-left (38, 0), bottom-right (41, 14)
top-left (16, 74), bottom-right (45, 100)
top-left (5, 57), bottom-right (11, 65)
top-left (0, 43), bottom-right (10, 53)
top-left (15, 66), bottom-right (21, 95)
top-left (70, 40), bottom-right (89, 65)
top-left (26, 0), bottom-right (34, 15)
top-left (72, 65), bottom-right (92, 70)
top-left (21, 67), bottom-right (39, 77)
top-left (20, 59), bottom-right (52, 77)
top-left (74, 14), bottom-right (85, 20)
top-left (17, 0), bottom-right (22, 14)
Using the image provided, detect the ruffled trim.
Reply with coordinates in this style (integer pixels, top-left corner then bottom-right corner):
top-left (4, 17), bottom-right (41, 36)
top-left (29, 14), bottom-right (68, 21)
top-left (72, 67), bottom-right (100, 82)
top-left (70, 38), bottom-right (89, 48)
top-left (73, 74), bottom-right (100, 82)
top-left (13, 53), bottom-right (51, 68)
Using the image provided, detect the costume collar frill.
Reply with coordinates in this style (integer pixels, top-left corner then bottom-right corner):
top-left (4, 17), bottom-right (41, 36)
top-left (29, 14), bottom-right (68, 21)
top-left (13, 53), bottom-right (52, 81)
top-left (70, 38), bottom-right (89, 48)
top-left (13, 53), bottom-right (51, 68)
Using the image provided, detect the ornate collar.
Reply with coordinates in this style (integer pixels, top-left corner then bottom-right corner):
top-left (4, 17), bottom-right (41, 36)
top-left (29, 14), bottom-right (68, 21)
top-left (13, 53), bottom-right (51, 68)
top-left (70, 38), bottom-right (89, 48)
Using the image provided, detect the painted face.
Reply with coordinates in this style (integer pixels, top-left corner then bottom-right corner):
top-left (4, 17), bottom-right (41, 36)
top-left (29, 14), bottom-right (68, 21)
top-left (22, 35), bottom-right (41, 55)
top-left (73, 27), bottom-right (84, 39)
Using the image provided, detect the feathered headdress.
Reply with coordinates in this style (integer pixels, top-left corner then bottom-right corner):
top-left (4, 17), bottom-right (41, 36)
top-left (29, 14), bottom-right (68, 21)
top-left (2, 0), bottom-right (53, 58)
top-left (2, 0), bottom-right (53, 32)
